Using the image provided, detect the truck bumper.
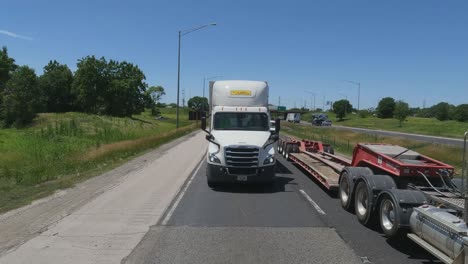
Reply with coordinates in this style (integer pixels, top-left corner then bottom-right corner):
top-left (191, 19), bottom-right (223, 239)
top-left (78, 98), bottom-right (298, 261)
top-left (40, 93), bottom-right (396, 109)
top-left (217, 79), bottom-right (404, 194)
top-left (207, 163), bottom-right (275, 183)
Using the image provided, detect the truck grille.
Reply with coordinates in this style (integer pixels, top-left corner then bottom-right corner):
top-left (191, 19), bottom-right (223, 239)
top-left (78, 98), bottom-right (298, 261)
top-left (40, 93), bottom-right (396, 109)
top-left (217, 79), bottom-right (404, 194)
top-left (225, 146), bottom-right (259, 167)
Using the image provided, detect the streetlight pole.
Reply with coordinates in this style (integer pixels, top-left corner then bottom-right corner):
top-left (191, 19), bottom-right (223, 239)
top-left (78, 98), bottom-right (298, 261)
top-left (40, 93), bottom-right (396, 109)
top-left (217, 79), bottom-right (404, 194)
top-left (176, 22), bottom-right (217, 129)
top-left (343, 80), bottom-right (360, 111)
top-left (304, 90), bottom-right (316, 111)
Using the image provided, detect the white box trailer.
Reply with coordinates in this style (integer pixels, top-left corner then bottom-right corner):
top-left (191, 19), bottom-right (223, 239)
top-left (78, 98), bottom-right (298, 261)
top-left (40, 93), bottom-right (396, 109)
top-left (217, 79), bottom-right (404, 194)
top-left (286, 113), bottom-right (301, 123)
top-left (201, 80), bottom-right (280, 187)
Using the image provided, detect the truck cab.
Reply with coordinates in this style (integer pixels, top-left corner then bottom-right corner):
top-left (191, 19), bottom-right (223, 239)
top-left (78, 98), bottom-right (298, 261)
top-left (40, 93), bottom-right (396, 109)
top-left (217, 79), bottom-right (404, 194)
top-left (201, 80), bottom-right (280, 187)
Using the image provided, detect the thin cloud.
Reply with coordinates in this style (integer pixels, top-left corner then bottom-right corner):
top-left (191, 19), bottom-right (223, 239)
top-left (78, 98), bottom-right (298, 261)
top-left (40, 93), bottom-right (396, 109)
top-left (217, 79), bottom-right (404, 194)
top-left (0, 30), bottom-right (33, 40)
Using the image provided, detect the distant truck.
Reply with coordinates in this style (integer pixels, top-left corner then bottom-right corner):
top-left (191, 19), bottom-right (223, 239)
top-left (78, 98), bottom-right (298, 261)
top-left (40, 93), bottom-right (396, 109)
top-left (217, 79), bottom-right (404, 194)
top-left (286, 113), bottom-right (301, 123)
top-left (201, 80), bottom-right (280, 187)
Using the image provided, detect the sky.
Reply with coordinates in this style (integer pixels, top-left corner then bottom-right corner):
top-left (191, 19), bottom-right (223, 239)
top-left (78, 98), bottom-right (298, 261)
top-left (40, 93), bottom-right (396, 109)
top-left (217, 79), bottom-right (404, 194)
top-left (1, 0), bottom-right (467, 110)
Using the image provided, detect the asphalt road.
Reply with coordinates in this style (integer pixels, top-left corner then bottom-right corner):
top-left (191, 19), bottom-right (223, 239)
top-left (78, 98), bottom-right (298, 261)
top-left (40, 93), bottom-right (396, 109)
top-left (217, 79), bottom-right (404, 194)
top-left (302, 121), bottom-right (464, 147)
top-left (124, 153), bottom-right (440, 264)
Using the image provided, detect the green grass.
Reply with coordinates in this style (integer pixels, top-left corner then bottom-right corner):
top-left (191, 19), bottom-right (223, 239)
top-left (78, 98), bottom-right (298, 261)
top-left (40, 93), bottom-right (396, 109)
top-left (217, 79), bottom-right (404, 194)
top-left (282, 122), bottom-right (465, 174)
top-left (0, 108), bottom-right (196, 213)
top-left (300, 111), bottom-right (468, 139)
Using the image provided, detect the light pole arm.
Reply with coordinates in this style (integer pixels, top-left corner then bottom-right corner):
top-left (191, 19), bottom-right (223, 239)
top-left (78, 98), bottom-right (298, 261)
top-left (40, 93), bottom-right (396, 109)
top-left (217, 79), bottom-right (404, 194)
top-left (181, 23), bottom-right (217, 36)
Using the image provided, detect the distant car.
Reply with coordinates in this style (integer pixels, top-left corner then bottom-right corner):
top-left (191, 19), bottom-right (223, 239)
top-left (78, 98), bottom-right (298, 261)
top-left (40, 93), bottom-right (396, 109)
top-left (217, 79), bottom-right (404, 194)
top-left (311, 113), bottom-right (328, 126)
top-left (321, 120), bottom-right (332, 126)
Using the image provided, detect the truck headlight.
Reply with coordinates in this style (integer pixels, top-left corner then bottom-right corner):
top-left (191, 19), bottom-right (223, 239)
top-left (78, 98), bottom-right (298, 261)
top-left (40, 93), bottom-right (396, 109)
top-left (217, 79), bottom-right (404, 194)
top-left (263, 154), bottom-right (275, 165)
top-left (209, 153), bottom-right (221, 164)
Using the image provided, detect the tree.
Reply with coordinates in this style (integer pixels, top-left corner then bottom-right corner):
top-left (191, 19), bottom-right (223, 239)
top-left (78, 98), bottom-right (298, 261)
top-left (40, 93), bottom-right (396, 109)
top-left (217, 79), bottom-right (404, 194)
top-left (333, 99), bottom-right (352, 120)
top-left (394, 100), bottom-right (410, 127)
top-left (0, 46), bottom-right (18, 121)
top-left (1, 66), bottom-right (42, 127)
top-left (0, 47), bottom-right (17, 90)
top-left (145, 86), bottom-right (165, 105)
top-left (453, 104), bottom-right (468, 122)
top-left (105, 60), bottom-right (147, 117)
top-left (432, 102), bottom-right (452, 121)
top-left (39, 60), bottom-right (74, 112)
top-left (72, 56), bottom-right (108, 113)
top-left (144, 85), bottom-right (166, 116)
top-left (188, 96), bottom-right (208, 111)
top-left (376, 97), bottom-right (396, 118)
top-left (72, 56), bottom-right (148, 116)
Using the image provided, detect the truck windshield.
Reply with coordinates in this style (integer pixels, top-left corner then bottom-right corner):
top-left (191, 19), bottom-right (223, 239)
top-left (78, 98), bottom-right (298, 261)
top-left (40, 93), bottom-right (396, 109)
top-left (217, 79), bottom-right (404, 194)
top-left (213, 112), bottom-right (269, 131)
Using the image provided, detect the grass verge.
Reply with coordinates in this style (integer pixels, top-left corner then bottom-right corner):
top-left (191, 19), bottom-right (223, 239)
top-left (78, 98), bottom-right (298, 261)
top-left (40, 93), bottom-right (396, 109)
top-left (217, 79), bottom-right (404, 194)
top-left (282, 122), bottom-right (464, 174)
top-left (0, 108), bottom-right (196, 213)
top-left (300, 112), bottom-right (467, 139)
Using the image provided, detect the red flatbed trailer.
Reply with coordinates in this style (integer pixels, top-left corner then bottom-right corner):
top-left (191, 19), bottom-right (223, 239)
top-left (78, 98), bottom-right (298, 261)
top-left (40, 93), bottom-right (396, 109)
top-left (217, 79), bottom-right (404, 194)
top-left (279, 137), bottom-right (454, 190)
top-left (281, 132), bottom-right (468, 264)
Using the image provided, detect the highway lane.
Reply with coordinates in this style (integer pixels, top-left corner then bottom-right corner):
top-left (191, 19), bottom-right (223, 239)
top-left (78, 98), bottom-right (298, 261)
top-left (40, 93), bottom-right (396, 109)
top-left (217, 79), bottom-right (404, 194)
top-left (124, 153), bottom-right (440, 264)
top-left (300, 121), bottom-right (463, 147)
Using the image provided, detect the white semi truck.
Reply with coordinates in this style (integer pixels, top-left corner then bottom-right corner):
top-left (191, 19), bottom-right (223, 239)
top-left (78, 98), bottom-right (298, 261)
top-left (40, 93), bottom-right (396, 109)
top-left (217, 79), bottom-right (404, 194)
top-left (201, 80), bottom-right (280, 187)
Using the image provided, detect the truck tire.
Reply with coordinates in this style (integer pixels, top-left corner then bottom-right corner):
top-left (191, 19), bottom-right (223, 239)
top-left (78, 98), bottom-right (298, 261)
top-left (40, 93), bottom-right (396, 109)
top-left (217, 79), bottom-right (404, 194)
top-left (355, 181), bottom-right (374, 225)
top-left (379, 194), bottom-right (400, 237)
top-left (285, 144), bottom-right (293, 161)
top-left (339, 171), bottom-right (354, 211)
top-left (282, 143), bottom-right (288, 157)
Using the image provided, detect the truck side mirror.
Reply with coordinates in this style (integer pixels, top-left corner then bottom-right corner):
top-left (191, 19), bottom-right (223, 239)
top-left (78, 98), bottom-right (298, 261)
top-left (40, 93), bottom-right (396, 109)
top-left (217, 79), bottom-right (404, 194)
top-left (201, 117), bottom-right (207, 131)
top-left (275, 118), bottom-right (280, 134)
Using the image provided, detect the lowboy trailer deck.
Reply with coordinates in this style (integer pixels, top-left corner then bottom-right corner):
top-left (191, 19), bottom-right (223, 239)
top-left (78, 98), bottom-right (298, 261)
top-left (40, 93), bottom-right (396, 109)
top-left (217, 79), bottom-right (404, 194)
top-left (279, 133), bottom-right (468, 264)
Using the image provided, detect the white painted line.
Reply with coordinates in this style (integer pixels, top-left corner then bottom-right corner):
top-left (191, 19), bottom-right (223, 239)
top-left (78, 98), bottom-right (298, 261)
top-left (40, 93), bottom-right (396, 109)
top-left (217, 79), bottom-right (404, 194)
top-left (161, 160), bottom-right (203, 225)
top-left (299, 189), bottom-right (326, 215)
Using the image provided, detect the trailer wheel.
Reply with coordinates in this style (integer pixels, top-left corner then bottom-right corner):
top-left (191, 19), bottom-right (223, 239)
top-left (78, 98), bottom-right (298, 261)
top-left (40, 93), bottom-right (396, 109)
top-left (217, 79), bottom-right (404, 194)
top-left (292, 144), bottom-right (299, 153)
top-left (282, 144), bottom-right (287, 157)
top-left (285, 145), bottom-right (293, 161)
top-left (324, 146), bottom-right (335, 155)
top-left (379, 194), bottom-right (400, 237)
top-left (278, 140), bottom-right (283, 152)
top-left (339, 172), bottom-right (353, 211)
top-left (355, 181), bottom-right (374, 225)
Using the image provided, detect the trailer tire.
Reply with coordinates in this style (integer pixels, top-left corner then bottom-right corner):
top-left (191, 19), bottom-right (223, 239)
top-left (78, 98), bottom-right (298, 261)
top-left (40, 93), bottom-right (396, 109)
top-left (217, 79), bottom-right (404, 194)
top-left (292, 144), bottom-right (299, 153)
top-left (285, 145), bottom-right (293, 161)
top-left (355, 181), bottom-right (374, 225)
top-left (379, 194), bottom-right (400, 237)
top-left (324, 146), bottom-right (335, 155)
top-left (339, 171), bottom-right (354, 211)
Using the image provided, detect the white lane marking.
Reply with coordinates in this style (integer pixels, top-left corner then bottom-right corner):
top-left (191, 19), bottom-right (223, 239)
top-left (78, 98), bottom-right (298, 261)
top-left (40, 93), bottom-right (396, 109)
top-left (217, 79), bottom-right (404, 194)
top-left (161, 160), bottom-right (203, 225)
top-left (299, 189), bottom-right (326, 215)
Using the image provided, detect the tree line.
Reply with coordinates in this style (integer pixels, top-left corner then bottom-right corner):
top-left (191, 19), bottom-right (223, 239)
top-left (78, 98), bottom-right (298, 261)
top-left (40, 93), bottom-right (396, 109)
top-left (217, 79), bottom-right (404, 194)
top-left (376, 97), bottom-right (468, 122)
top-left (0, 46), bottom-right (165, 128)
top-left (331, 96), bottom-right (466, 126)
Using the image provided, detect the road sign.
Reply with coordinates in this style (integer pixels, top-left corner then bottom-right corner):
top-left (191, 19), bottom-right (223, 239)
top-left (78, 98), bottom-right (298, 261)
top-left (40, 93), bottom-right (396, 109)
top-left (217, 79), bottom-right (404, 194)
top-left (277, 106), bottom-right (286, 111)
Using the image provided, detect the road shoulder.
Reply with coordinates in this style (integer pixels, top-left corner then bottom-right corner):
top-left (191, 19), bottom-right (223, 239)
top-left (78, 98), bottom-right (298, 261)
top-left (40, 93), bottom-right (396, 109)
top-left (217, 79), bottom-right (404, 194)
top-left (0, 130), bottom-right (206, 263)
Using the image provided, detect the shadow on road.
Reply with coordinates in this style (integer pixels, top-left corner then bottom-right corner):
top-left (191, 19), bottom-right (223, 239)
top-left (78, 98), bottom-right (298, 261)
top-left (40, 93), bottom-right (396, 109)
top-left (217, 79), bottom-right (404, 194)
top-left (212, 176), bottom-right (295, 194)
top-left (385, 235), bottom-right (442, 264)
top-left (275, 160), bottom-right (293, 174)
